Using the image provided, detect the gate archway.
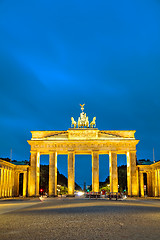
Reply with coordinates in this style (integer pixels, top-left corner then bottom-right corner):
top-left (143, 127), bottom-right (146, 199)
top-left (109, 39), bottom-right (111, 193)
top-left (27, 106), bottom-right (139, 197)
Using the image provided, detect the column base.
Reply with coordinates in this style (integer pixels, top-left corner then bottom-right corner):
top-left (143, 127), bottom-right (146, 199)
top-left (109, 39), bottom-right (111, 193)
top-left (66, 194), bottom-right (75, 197)
top-left (49, 195), bottom-right (58, 197)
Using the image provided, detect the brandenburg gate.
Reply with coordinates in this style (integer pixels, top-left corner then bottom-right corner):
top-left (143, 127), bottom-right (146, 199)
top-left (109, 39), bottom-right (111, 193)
top-left (27, 104), bottom-right (139, 197)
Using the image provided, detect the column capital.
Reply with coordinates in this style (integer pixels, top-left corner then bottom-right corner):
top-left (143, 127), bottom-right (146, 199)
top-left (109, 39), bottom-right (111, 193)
top-left (155, 167), bottom-right (160, 170)
top-left (109, 151), bottom-right (117, 157)
top-left (49, 151), bottom-right (57, 154)
top-left (92, 150), bottom-right (99, 153)
top-left (126, 150), bottom-right (137, 154)
top-left (30, 150), bottom-right (37, 154)
top-left (68, 150), bottom-right (75, 153)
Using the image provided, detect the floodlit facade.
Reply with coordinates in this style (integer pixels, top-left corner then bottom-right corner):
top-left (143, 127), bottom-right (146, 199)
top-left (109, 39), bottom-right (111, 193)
top-left (0, 159), bottom-right (29, 198)
top-left (0, 105), bottom-right (160, 198)
top-left (27, 129), bottom-right (139, 196)
top-left (138, 161), bottom-right (160, 197)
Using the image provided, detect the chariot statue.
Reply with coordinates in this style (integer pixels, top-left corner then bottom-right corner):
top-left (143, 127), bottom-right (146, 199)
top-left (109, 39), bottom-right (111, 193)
top-left (71, 104), bottom-right (96, 128)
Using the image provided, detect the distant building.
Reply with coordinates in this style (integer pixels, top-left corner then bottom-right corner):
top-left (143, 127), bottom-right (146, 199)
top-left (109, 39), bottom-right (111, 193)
top-left (0, 159), bottom-right (29, 198)
top-left (137, 159), bottom-right (153, 165)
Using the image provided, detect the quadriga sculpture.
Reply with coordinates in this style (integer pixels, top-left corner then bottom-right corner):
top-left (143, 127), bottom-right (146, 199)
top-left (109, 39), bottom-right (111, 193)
top-left (78, 116), bottom-right (89, 128)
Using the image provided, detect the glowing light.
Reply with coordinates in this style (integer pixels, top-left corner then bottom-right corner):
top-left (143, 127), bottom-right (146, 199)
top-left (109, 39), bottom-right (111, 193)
top-left (77, 191), bottom-right (84, 196)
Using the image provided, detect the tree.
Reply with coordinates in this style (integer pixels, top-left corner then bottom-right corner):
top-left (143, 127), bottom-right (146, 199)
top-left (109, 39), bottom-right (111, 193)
top-left (118, 165), bottom-right (127, 192)
top-left (40, 165), bottom-right (82, 194)
top-left (99, 165), bottom-right (127, 193)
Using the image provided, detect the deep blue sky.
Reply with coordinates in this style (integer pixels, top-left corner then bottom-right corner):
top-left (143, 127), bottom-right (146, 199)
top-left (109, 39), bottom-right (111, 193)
top-left (0, 1), bottom-right (160, 186)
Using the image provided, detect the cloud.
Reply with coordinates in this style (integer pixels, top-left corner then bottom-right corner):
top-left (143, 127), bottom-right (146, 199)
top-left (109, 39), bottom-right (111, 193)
top-left (0, 0), bottom-right (160, 172)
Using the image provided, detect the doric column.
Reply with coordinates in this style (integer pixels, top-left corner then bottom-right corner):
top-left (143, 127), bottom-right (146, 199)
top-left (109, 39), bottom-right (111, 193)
top-left (92, 151), bottom-right (99, 192)
top-left (158, 169), bottom-right (160, 197)
top-left (11, 170), bottom-right (14, 197)
top-left (49, 152), bottom-right (57, 196)
top-left (7, 170), bottom-right (10, 197)
top-left (1, 169), bottom-right (4, 197)
top-left (127, 151), bottom-right (138, 196)
top-left (109, 151), bottom-right (118, 193)
top-left (36, 152), bottom-right (40, 196)
top-left (155, 169), bottom-right (158, 197)
top-left (0, 168), bottom-right (2, 198)
top-left (151, 170), bottom-right (155, 196)
top-left (29, 151), bottom-right (40, 196)
top-left (8, 170), bottom-right (10, 197)
top-left (29, 151), bottom-right (36, 196)
top-left (68, 151), bottom-right (75, 196)
top-left (23, 171), bottom-right (27, 197)
top-left (8, 170), bottom-right (12, 197)
top-left (4, 169), bottom-right (7, 197)
top-left (140, 172), bottom-right (144, 197)
top-left (3, 169), bottom-right (6, 197)
top-left (6, 168), bottom-right (9, 197)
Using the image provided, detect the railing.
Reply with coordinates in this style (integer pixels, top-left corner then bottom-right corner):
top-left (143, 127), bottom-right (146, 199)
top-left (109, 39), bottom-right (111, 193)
top-left (85, 192), bottom-right (101, 198)
top-left (85, 192), bottom-right (123, 200)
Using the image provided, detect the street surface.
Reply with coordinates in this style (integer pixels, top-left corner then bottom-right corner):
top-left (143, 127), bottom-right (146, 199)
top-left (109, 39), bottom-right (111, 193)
top-left (0, 197), bottom-right (160, 240)
top-left (0, 198), bottom-right (40, 215)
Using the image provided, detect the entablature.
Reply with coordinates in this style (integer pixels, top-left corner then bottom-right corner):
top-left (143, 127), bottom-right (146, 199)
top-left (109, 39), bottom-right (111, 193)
top-left (15, 165), bottom-right (29, 172)
top-left (28, 139), bottom-right (139, 155)
top-left (0, 159), bottom-right (29, 172)
top-left (28, 129), bottom-right (139, 155)
top-left (30, 129), bottom-right (137, 141)
top-left (137, 160), bottom-right (160, 172)
top-left (0, 160), bottom-right (15, 170)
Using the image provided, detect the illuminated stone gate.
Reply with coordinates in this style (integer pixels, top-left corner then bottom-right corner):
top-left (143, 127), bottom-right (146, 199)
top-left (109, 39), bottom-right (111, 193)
top-left (1, 105), bottom-right (160, 198)
top-left (27, 105), bottom-right (139, 197)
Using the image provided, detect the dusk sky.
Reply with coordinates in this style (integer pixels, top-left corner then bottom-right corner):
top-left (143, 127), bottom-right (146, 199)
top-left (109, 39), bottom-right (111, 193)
top-left (0, 1), bottom-right (160, 187)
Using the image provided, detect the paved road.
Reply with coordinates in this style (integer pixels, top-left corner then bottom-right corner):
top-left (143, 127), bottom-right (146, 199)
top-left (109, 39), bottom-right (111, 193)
top-left (0, 198), bottom-right (41, 215)
top-left (0, 197), bottom-right (160, 240)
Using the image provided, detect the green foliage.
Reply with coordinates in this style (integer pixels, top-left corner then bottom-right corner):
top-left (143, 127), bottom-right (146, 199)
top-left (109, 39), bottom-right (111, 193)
top-left (40, 165), bottom-right (49, 192)
top-left (118, 165), bottom-right (127, 192)
top-left (40, 165), bottom-right (81, 193)
top-left (58, 186), bottom-right (68, 195)
top-left (99, 165), bottom-right (127, 193)
top-left (99, 185), bottom-right (110, 192)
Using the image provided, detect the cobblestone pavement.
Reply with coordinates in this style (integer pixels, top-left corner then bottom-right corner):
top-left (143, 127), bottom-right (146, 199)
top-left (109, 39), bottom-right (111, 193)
top-left (0, 197), bottom-right (160, 240)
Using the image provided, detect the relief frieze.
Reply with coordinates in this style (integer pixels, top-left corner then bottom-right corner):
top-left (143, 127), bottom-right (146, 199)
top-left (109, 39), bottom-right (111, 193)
top-left (30, 140), bottom-right (137, 153)
top-left (68, 130), bottom-right (98, 140)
